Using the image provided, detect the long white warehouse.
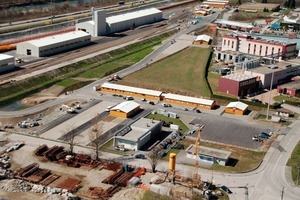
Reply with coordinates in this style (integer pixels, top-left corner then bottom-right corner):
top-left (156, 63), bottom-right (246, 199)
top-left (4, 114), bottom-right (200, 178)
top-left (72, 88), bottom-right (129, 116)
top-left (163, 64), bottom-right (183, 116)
top-left (76, 8), bottom-right (163, 36)
top-left (106, 8), bottom-right (163, 34)
top-left (16, 31), bottom-right (91, 57)
top-left (0, 54), bottom-right (15, 73)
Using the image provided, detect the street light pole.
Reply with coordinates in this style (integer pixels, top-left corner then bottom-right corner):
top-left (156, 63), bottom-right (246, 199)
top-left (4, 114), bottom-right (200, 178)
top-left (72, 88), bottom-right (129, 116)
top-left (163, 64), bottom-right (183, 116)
top-left (266, 57), bottom-right (275, 120)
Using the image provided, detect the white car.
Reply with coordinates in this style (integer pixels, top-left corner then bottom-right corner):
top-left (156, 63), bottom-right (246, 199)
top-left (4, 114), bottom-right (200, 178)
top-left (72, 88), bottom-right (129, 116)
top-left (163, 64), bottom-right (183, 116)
top-left (105, 106), bottom-right (113, 112)
top-left (182, 107), bottom-right (188, 111)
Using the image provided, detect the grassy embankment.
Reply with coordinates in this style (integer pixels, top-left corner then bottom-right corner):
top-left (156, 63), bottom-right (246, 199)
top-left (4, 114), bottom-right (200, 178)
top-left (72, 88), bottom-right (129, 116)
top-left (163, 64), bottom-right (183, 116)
top-left (287, 142), bottom-right (300, 185)
top-left (0, 33), bottom-right (171, 108)
top-left (119, 47), bottom-right (212, 98)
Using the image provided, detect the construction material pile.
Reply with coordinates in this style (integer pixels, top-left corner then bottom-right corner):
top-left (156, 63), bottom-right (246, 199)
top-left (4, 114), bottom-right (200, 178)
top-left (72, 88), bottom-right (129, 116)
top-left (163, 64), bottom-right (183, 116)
top-left (14, 163), bottom-right (81, 193)
top-left (0, 154), bottom-right (13, 180)
top-left (0, 179), bottom-right (80, 199)
top-left (34, 144), bottom-right (99, 168)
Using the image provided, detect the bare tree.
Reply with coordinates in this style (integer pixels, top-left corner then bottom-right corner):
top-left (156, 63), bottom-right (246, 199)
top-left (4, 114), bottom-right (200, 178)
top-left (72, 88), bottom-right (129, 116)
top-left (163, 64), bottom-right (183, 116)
top-left (65, 128), bottom-right (77, 155)
top-left (146, 149), bottom-right (161, 173)
top-left (89, 122), bottom-right (103, 161)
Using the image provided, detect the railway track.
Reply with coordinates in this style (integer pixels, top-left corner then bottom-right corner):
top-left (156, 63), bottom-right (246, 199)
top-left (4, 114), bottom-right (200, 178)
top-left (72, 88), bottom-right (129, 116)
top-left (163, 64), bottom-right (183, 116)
top-left (0, 5), bottom-right (195, 83)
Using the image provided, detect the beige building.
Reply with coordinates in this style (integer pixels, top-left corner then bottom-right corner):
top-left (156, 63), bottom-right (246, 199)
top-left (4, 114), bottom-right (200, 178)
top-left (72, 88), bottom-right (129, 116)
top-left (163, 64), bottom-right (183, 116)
top-left (109, 101), bottom-right (140, 118)
top-left (225, 101), bottom-right (248, 115)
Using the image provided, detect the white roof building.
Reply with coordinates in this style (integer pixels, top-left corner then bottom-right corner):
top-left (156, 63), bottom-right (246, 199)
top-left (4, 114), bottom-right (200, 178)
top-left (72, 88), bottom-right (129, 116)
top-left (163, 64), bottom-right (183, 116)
top-left (110, 101), bottom-right (140, 113)
top-left (0, 54), bottom-right (15, 73)
top-left (101, 82), bottom-right (163, 97)
top-left (195, 34), bottom-right (211, 42)
top-left (77, 8), bottom-right (163, 36)
top-left (226, 101), bottom-right (248, 111)
top-left (0, 54), bottom-right (14, 61)
top-left (164, 93), bottom-right (215, 106)
top-left (106, 8), bottom-right (162, 24)
top-left (114, 118), bottom-right (162, 151)
top-left (23, 31), bottom-right (90, 47)
top-left (215, 19), bottom-right (254, 29)
top-left (16, 31), bottom-right (91, 57)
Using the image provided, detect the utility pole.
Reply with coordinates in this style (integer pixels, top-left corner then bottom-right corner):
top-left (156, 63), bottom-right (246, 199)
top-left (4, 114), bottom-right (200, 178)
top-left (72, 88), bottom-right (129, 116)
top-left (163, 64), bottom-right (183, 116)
top-left (245, 184), bottom-right (249, 200)
top-left (281, 186), bottom-right (285, 200)
top-left (266, 56), bottom-right (275, 120)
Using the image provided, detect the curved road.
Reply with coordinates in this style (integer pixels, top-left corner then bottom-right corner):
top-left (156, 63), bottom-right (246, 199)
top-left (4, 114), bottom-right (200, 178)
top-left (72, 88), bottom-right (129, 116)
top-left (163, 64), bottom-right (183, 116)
top-left (1, 10), bottom-right (300, 200)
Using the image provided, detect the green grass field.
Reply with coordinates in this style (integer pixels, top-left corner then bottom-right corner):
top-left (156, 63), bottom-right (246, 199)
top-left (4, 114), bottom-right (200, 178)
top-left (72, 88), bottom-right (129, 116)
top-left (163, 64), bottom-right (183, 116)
top-left (287, 142), bottom-right (300, 185)
top-left (119, 47), bottom-right (212, 98)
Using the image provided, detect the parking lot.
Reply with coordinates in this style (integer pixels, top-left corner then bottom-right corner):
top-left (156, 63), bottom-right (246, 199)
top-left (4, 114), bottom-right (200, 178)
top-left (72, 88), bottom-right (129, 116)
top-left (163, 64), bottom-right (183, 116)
top-left (189, 115), bottom-right (274, 150)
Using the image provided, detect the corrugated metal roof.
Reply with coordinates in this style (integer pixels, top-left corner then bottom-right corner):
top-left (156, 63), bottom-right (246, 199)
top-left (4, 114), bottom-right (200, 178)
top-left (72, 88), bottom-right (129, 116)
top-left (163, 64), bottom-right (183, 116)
top-left (226, 101), bottom-right (248, 111)
top-left (215, 19), bottom-right (254, 29)
top-left (0, 54), bottom-right (14, 60)
top-left (195, 34), bottom-right (211, 42)
top-left (23, 31), bottom-right (90, 47)
top-left (101, 82), bottom-right (163, 96)
top-left (110, 101), bottom-right (140, 113)
top-left (106, 8), bottom-right (162, 24)
top-left (164, 93), bottom-right (215, 106)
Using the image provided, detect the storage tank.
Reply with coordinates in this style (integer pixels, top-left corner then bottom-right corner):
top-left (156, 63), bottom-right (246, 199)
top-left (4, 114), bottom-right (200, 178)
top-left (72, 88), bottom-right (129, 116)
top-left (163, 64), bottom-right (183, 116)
top-left (169, 153), bottom-right (176, 171)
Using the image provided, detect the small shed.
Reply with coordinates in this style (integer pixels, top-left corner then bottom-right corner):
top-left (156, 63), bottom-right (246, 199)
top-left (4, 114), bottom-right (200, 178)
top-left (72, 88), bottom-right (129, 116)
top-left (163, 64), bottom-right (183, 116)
top-left (186, 144), bottom-right (231, 166)
top-left (225, 101), bottom-right (248, 115)
top-left (194, 35), bottom-right (211, 45)
top-left (110, 101), bottom-right (140, 118)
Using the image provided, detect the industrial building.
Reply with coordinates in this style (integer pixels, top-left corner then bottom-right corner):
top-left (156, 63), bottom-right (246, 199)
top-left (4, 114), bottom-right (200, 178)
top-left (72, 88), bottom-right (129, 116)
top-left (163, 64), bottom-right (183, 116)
top-left (218, 73), bottom-right (257, 97)
top-left (99, 82), bottom-right (163, 101)
top-left (224, 101), bottom-right (248, 115)
top-left (277, 80), bottom-right (300, 97)
top-left (109, 101), bottom-right (141, 118)
top-left (76, 8), bottom-right (163, 36)
top-left (193, 35), bottom-right (211, 45)
top-left (0, 54), bottom-right (15, 73)
top-left (221, 33), bottom-right (297, 59)
top-left (244, 62), bottom-right (300, 89)
top-left (163, 93), bottom-right (216, 110)
top-left (186, 144), bottom-right (231, 166)
top-left (16, 31), bottom-right (91, 57)
top-left (114, 118), bottom-right (162, 151)
top-left (202, 0), bottom-right (228, 9)
top-left (215, 19), bottom-right (254, 32)
top-left (238, 3), bottom-right (280, 12)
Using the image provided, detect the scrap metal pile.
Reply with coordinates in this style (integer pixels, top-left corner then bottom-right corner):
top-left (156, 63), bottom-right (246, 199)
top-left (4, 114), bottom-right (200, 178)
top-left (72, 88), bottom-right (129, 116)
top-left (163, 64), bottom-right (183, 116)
top-left (88, 164), bottom-right (146, 199)
top-left (34, 144), bottom-right (99, 168)
top-left (13, 163), bottom-right (81, 192)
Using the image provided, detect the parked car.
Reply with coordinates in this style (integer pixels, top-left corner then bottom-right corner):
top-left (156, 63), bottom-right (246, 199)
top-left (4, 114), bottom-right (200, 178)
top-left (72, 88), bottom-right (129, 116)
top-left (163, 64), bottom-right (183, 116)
top-left (220, 185), bottom-right (232, 194)
top-left (141, 98), bottom-right (147, 102)
top-left (162, 103), bottom-right (168, 107)
top-left (105, 106), bottom-right (113, 112)
top-left (251, 98), bottom-right (261, 103)
top-left (259, 132), bottom-right (270, 139)
top-left (135, 154), bottom-right (146, 159)
top-left (252, 135), bottom-right (263, 142)
top-left (182, 107), bottom-right (188, 111)
top-left (149, 101), bottom-right (155, 105)
top-left (195, 109), bottom-right (201, 113)
top-left (124, 96), bottom-right (134, 100)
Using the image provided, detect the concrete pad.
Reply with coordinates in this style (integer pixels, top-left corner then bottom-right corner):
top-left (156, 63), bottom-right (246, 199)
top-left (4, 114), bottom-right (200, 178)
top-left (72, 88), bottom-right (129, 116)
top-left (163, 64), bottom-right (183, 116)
top-left (74, 117), bottom-right (125, 145)
top-left (40, 101), bottom-right (117, 140)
